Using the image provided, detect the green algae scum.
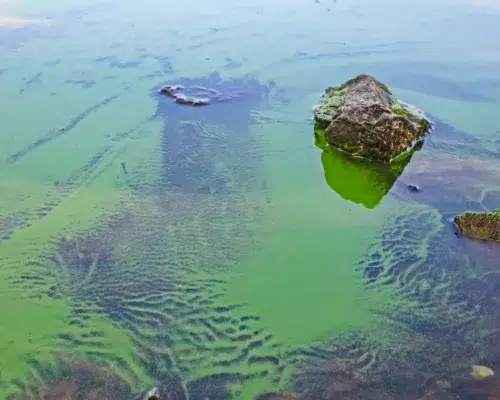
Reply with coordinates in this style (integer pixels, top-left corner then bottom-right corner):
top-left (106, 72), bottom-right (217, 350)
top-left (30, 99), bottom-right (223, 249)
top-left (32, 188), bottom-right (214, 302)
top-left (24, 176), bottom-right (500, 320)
top-left (1, 0), bottom-right (500, 399)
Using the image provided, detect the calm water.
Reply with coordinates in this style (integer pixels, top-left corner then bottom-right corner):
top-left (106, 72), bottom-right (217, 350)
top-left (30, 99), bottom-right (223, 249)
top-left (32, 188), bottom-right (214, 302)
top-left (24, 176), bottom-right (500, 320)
top-left (1, 0), bottom-right (500, 398)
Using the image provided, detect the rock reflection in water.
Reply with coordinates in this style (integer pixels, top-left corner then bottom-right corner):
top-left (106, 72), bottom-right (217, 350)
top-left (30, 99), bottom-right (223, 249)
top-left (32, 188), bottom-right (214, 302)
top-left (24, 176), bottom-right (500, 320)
top-left (315, 129), bottom-right (421, 209)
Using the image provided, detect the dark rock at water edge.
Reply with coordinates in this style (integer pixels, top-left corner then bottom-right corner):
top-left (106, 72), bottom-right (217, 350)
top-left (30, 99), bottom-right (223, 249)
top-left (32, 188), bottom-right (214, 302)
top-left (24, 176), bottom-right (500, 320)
top-left (455, 210), bottom-right (500, 242)
top-left (313, 74), bottom-right (431, 162)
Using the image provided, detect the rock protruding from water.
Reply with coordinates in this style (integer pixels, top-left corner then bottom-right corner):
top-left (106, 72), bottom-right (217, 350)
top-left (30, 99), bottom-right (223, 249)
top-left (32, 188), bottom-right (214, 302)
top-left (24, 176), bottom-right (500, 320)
top-left (145, 387), bottom-right (160, 400)
top-left (407, 184), bottom-right (420, 193)
top-left (455, 210), bottom-right (500, 242)
top-left (159, 84), bottom-right (209, 106)
top-left (313, 74), bottom-right (431, 162)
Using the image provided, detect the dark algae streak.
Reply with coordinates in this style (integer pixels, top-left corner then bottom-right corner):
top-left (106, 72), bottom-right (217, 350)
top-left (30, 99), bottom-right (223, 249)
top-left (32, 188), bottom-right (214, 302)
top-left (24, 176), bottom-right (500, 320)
top-left (6, 94), bottom-right (120, 163)
top-left (3, 73), bottom-right (282, 400)
top-left (10, 72), bottom-right (284, 399)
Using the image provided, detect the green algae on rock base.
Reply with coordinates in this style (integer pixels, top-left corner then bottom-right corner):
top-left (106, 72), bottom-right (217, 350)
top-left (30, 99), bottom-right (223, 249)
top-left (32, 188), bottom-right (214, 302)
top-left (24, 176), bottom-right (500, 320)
top-left (313, 74), bottom-right (431, 162)
top-left (315, 127), bottom-right (422, 208)
top-left (455, 210), bottom-right (500, 242)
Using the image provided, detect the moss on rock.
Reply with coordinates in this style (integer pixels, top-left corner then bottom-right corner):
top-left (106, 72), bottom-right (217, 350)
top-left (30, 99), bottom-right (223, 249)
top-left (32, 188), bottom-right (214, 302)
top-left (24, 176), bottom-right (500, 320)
top-left (455, 210), bottom-right (500, 242)
top-left (313, 74), bottom-right (431, 163)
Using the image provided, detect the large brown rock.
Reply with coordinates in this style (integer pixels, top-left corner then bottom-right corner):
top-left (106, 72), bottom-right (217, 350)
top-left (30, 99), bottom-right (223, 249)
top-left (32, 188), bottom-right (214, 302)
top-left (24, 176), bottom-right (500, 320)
top-left (314, 74), bottom-right (431, 162)
top-left (455, 210), bottom-right (500, 242)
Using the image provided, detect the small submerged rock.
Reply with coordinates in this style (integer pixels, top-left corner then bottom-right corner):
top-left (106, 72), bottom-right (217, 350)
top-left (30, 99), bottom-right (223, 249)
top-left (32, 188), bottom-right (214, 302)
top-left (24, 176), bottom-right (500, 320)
top-left (144, 387), bottom-right (160, 400)
top-left (159, 84), bottom-right (184, 97)
top-left (313, 74), bottom-right (431, 162)
top-left (436, 379), bottom-right (452, 389)
top-left (454, 210), bottom-right (500, 242)
top-left (472, 365), bottom-right (495, 381)
top-left (174, 94), bottom-right (209, 106)
top-left (159, 84), bottom-right (209, 106)
top-left (407, 184), bottom-right (420, 193)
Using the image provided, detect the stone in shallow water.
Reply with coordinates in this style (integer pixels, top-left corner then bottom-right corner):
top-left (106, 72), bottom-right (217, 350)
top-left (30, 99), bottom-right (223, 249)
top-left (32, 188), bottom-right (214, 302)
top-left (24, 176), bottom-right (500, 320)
top-left (144, 387), bottom-right (160, 399)
top-left (471, 365), bottom-right (495, 381)
top-left (313, 74), bottom-right (431, 162)
top-left (159, 84), bottom-right (209, 106)
top-left (159, 84), bottom-right (184, 97)
top-left (455, 210), bottom-right (500, 243)
top-left (174, 94), bottom-right (209, 106)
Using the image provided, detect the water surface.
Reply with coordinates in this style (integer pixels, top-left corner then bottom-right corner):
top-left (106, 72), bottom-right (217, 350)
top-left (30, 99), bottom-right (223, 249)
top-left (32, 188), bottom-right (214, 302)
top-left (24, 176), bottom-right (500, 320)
top-left (1, 0), bottom-right (500, 398)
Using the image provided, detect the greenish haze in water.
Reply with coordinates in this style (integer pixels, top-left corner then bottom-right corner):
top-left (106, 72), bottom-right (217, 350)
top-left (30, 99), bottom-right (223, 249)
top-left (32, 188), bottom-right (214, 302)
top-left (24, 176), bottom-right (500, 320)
top-left (0, 0), bottom-right (500, 398)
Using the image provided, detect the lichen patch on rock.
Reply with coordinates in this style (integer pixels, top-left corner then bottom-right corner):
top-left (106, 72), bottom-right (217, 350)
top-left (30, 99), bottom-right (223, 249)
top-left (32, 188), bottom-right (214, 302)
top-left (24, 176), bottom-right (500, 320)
top-left (313, 74), bottom-right (431, 162)
top-left (455, 210), bottom-right (500, 242)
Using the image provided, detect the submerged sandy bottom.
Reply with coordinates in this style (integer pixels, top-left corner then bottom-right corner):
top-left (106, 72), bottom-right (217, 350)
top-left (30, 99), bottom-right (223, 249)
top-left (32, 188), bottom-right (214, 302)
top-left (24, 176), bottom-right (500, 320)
top-left (0, 0), bottom-right (500, 398)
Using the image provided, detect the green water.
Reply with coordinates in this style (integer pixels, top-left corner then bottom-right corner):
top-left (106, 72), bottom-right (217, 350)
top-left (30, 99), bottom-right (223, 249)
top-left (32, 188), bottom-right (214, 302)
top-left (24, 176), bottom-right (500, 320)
top-left (1, 0), bottom-right (500, 398)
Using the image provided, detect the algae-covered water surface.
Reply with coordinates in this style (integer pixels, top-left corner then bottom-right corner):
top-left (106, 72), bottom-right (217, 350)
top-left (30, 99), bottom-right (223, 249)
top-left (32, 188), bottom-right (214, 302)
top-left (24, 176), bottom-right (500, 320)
top-left (1, 0), bottom-right (500, 398)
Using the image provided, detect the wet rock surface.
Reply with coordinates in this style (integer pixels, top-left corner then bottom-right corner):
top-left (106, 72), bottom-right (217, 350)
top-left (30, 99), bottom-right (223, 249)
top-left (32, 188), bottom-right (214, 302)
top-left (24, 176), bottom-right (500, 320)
top-left (159, 84), bottom-right (210, 106)
top-left (313, 74), bottom-right (431, 162)
top-left (314, 116), bottom-right (422, 209)
top-left (144, 387), bottom-right (160, 400)
top-left (472, 365), bottom-right (495, 381)
top-left (159, 81), bottom-right (238, 106)
top-left (174, 94), bottom-right (209, 106)
top-left (455, 210), bottom-right (500, 242)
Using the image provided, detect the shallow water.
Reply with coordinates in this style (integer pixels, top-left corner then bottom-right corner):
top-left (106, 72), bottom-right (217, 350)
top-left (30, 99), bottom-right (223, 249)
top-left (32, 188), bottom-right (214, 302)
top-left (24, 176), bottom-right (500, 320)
top-left (1, 0), bottom-right (500, 398)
